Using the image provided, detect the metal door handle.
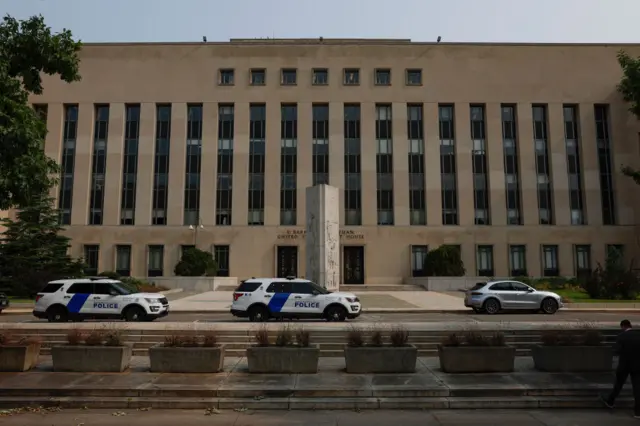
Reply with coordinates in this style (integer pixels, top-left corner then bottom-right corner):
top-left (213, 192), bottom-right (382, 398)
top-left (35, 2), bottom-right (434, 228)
top-left (94, 297), bottom-right (101, 300)
top-left (264, 295), bottom-right (271, 298)
top-left (294, 296), bottom-right (302, 299)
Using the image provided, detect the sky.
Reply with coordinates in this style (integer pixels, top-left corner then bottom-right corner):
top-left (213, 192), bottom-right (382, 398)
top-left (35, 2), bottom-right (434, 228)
top-left (1, 0), bottom-right (639, 43)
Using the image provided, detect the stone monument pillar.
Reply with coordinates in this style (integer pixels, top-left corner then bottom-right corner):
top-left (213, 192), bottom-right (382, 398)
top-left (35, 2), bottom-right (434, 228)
top-left (305, 185), bottom-right (340, 290)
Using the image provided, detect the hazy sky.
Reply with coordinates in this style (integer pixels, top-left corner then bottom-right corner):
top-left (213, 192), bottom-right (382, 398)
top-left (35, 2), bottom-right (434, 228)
top-left (1, 0), bottom-right (639, 43)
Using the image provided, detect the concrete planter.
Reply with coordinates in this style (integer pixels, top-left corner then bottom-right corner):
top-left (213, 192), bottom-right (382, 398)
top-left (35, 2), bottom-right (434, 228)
top-left (0, 343), bottom-right (41, 372)
top-left (344, 345), bottom-right (418, 373)
top-left (52, 345), bottom-right (132, 372)
top-left (149, 345), bottom-right (225, 373)
top-left (532, 345), bottom-right (613, 372)
top-left (247, 345), bottom-right (320, 374)
top-left (438, 345), bottom-right (516, 373)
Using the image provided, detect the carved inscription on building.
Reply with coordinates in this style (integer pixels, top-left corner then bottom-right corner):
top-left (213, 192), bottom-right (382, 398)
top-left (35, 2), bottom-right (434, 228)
top-left (339, 230), bottom-right (364, 240)
top-left (277, 229), bottom-right (364, 240)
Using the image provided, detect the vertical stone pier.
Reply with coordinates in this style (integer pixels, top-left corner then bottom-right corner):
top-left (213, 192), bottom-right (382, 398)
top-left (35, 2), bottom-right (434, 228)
top-left (305, 185), bottom-right (340, 290)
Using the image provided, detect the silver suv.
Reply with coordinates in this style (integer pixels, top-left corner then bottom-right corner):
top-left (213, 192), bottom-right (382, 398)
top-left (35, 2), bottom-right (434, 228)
top-left (464, 280), bottom-right (563, 315)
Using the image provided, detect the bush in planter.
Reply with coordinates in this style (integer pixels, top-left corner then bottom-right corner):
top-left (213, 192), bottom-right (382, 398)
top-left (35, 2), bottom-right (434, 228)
top-left (438, 330), bottom-right (515, 373)
top-left (52, 326), bottom-right (131, 372)
top-left (150, 329), bottom-right (224, 373)
top-left (423, 245), bottom-right (465, 276)
top-left (174, 248), bottom-right (217, 277)
top-left (0, 331), bottom-right (41, 372)
top-left (247, 324), bottom-right (319, 373)
top-left (344, 324), bottom-right (417, 373)
top-left (533, 325), bottom-right (612, 372)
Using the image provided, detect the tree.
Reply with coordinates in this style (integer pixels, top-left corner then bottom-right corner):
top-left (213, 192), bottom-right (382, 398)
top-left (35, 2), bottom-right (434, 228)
top-left (174, 248), bottom-right (218, 277)
top-left (0, 195), bottom-right (85, 297)
top-left (0, 15), bottom-right (82, 210)
top-left (423, 245), bottom-right (466, 277)
top-left (617, 50), bottom-right (640, 184)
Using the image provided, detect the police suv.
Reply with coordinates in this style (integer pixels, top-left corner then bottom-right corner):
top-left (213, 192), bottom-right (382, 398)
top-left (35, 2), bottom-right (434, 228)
top-left (32, 277), bottom-right (170, 322)
top-left (230, 277), bottom-right (362, 322)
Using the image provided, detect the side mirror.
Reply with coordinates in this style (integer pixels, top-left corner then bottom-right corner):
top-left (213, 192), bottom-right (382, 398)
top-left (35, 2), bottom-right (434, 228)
top-left (109, 290), bottom-right (118, 296)
top-left (527, 288), bottom-right (535, 292)
top-left (312, 290), bottom-right (319, 296)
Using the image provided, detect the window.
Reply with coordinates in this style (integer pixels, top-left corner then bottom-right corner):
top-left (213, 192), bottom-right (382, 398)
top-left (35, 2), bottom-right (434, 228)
top-left (281, 68), bottom-right (297, 85)
top-left (89, 105), bottom-right (109, 225)
top-left (375, 104), bottom-right (393, 225)
top-left (280, 104), bottom-right (298, 225)
top-left (489, 282), bottom-right (512, 292)
top-left (59, 104), bottom-right (78, 225)
top-left (542, 245), bottom-right (559, 277)
top-left (94, 283), bottom-right (118, 295)
top-left (236, 281), bottom-right (261, 292)
top-left (509, 245), bottom-right (527, 276)
top-left (532, 105), bottom-right (553, 225)
top-left (41, 283), bottom-right (64, 293)
top-left (411, 245), bottom-right (428, 277)
top-left (266, 281), bottom-right (293, 293)
top-left (67, 283), bottom-right (93, 294)
top-left (476, 245), bottom-right (494, 276)
top-left (83, 245), bottom-right (100, 276)
top-left (216, 104), bottom-right (234, 226)
top-left (115, 245), bottom-right (131, 277)
top-left (152, 104), bottom-right (171, 225)
top-left (408, 104), bottom-right (425, 225)
top-left (185, 104), bottom-right (203, 226)
top-left (574, 245), bottom-right (591, 277)
top-left (344, 104), bottom-right (362, 225)
top-left (292, 281), bottom-right (316, 294)
top-left (375, 69), bottom-right (391, 85)
top-left (595, 105), bottom-right (616, 225)
top-left (502, 105), bottom-right (522, 225)
top-left (563, 106), bottom-right (585, 225)
top-left (510, 282), bottom-right (531, 292)
top-left (406, 69), bottom-right (422, 85)
top-left (471, 105), bottom-right (490, 225)
top-left (214, 245), bottom-right (230, 277)
top-left (219, 69), bottom-right (234, 85)
top-left (312, 68), bottom-right (328, 85)
top-left (148, 245), bottom-right (164, 277)
top-left (250, 68), bottom-right (265, 85)
top-left (343, 68), bottom-right (360, 85)
top-left (439, 105), bottom-right (457, 225)
top-left (121, 104), bottom-right (140, 225)
top-left (312, 104), bottom-right (329, 186)
top-left (248, 104), bottom-right (265, 225)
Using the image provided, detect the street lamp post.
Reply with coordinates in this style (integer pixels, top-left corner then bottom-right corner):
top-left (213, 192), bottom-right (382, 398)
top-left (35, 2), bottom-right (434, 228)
top-left (188, 217), bottom-right (204, 246)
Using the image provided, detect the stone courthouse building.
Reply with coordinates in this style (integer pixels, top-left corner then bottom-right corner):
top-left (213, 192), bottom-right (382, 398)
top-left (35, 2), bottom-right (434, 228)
top-left (11, 38), bottom-right (640, 284)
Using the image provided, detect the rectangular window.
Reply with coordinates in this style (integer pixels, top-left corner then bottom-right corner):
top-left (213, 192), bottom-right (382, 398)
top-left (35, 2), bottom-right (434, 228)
top-left (406, 69), bottom-right (422, 85)
top-left (121, 104), bottom-right (140, 225)
top-left (312, 104), bottom-right (329, 186)
top-left (147, 245), bottom-right (164, 277)
top-left (89, 105), bottom-right (109, 225)
top-left (376, 104), bottom-right (393, 225)
top-left (606, 244), bottom-right (625, 265)
top-left (115, 245), bottom-right (131, 277)
top-left (219, 69), bottom-right (234, 85)
top-left (281, 68), bottom-right (297, 85)
top-left (408, 104), bottom-right (426, 225)
top-left (375, 69), bottom-right (391, 85)
top-left (59, 104), bottom-right (78, 225)
top-left (595, 105), bottom-right (616, 225)
top-left (184, 104), bottom-right (203, 226)
top-left (574, 244), bottom-right (591, 277)
top-left (542, 245), bottom-right (559, 277)
top-left (344, 104), bottom-right (362, 225)
top-left (344, 68), bottom-right (360, 85)
top-left (250, 69), bottom-right (265, 85)
top-left (532, 105), bottom-right (553, 225)
top-left (248, 104), bottom-right (265, 225)
top-left (439, 104), bottom-right (457, 225)
top-left (471, 105), bottom-right (490, 225)
top-left (83, 244), bottom-right (100, 276)
top-left (509, 245), bottom-right (527, 276)
top-left (280, 104), bottom-right (298, 225)
top-left (411, 245), bottom-right (428, 277)
top-left (216, 104), bottom-right (234, 226)
top-left (564, 105), bottom-right (585, 225)
top-left (152, 105), bottom-right (171, 225)
top-left (502, 105), bottom-right (522, 225)
top-left (476, 245), bottom-right (494, 276)
top-left (214, 245), bottom-right (230, 277)
top-left (312, 68), bottom-right (328, 85)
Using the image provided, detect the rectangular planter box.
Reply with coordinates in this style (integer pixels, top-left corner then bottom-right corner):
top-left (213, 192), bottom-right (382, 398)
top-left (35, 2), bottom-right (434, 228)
top-left (247, 345), bottom-right (319, 374)
top-left (52, 345), bottom-right (132, 372)
top-left (344, 345), bottom-right (418, 374)
top-left (149, 345), bottom-right (225, 373)
top-left (438, 345), bottom-right (516, 373)
top-left (0, 343), bottom-right (41, 372)
top-left (532, 345), bottom-right (613, 372)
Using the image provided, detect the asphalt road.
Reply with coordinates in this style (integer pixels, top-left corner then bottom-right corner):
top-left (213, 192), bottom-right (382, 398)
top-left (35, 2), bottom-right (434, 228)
top-left (2, 311), bottom-right (640, 323)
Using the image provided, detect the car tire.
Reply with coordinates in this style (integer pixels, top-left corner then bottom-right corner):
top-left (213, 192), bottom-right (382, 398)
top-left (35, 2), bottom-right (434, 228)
top-left (47, 306), bottom-right (68, 323)
top-left (482, 298), bottom-right (501, 315)
top-left (541, 297), bottom-right (559, 315)
top-left (325, 305), bottom-right (347, 322)
top-left (248, 305), bottom-right (270, 322)
top-left (124, 306), bottom-right (146, 322)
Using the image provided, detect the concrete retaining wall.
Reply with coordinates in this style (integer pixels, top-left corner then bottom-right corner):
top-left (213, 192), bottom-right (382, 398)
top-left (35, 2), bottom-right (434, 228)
top-left (406, 277), bottom-right (488, 291)
top-left (143, 277), bottom-right (238, 291)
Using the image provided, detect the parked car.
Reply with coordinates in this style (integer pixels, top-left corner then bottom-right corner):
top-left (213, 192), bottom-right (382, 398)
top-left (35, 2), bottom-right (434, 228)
top-left (0, 292), bottom-right (8, 313)
top-left (464, 280), bottom-right (563, 315)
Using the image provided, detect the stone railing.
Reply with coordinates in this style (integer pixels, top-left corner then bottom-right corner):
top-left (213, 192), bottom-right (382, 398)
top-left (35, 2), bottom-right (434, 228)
top-left (144, 276), bottom-right (238, 292)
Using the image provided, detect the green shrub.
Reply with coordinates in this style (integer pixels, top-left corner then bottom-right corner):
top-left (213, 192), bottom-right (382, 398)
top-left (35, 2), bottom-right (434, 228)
top-left (174, 248), bottom-right (217, 277)
top-left (424, 245), bottom-right (465, 277)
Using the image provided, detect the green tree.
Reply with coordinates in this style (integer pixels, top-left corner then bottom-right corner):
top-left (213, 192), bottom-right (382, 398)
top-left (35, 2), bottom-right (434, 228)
top-left (423, 245), bottom-right (466, 277)
top-left (174, 248), bottom-right (218, 277)
top-left (0, 14), bottom-right (82, 209)
top-left (617, 50), bottom-right (640, 184)
top-left (0, 195), bottom-right (85, 297)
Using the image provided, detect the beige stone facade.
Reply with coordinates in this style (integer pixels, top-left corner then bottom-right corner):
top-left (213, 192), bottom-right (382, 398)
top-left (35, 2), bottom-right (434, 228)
top-left (16, 38), bottom-right (640, 283)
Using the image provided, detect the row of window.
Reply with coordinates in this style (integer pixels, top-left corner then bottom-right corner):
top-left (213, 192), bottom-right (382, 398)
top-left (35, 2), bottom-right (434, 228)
top-left (217, 67), bottom-right (423, 87)
top-left (50, 101), bottom-right (616, 228)
top-left (410, 244), bottom-right (625, 278)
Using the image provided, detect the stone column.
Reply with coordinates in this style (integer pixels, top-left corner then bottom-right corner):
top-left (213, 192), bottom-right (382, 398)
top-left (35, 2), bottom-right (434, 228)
top-left (305, 185), bottom-right (340, 291)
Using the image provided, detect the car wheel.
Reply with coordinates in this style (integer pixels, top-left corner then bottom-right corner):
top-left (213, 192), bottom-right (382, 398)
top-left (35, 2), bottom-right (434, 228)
top-left (541, 297), bottom-right (559, 315)
top-left (483, 298), bottom-right (501, 315)
top-left (325, 306), bottom-right (347, 322)
top-left (124, 306), bottom-right (146, 322)
top-left (248, 305), bottom-right (269, 322)
top-left (47, 306), bottom-right (68, 323)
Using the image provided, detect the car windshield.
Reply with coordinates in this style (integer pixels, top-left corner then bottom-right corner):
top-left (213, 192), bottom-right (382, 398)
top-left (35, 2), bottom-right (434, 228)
top-left (309, 282), bottom-right (330, 295)
top-left (112, 282), bottom-right (133, 295)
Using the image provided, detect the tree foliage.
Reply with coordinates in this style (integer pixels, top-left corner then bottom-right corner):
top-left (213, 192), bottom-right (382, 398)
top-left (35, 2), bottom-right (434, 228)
top-left (174, 248), bottom-right (218, 277)
top-left (0, 195), bottom-right (85, 297)
top-left (617, 50), bottom-right (640, 184)
top-left (0, 14), bottom-right (82, 209)
top-left (423, 245), bottom-right (466, 277)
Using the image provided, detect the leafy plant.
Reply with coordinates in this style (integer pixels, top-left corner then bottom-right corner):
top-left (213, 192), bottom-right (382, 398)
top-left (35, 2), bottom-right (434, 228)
top-left (579, 253), bottom-right (640, 300)
top-left (442, 330), bottom-right (506, 347)
top-left (202, 331), bottom-right (218, 347)
top-left (174, 248), bottom-right (218, 277)
top-left (275, 325), bottom-right (293, 347)
top-left (440, 332), bottom-right (461, 347)
top-left (66, 329), bottom-right (84, 345)
top-left (295, 327), bottom-right (310, 347)
top-left (346, 325), bottom-right (364, 347)
top-left (253, 324), bottom-right (270, 347)
top-left (368, 326), bottom-right (384, 347)
top-left (424, 245), bottom-right (465, 277)
top-left (390, 326), bottom-right (409, 347)
top-left (84, 329), bottom-right (105, 346)
top-left (540, 325), bottom-right (603, 347)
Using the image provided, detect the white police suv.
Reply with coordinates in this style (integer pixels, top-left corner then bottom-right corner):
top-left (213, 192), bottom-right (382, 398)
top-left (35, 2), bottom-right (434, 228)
top-left (230, 277), bottom-right (362, 322)
top-left (32, 277), bottom-right (170, 322)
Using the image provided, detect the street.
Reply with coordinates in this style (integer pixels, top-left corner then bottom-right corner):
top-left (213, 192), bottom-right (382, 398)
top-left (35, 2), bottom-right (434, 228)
top-left (0, 409), bottom-right (638, 425)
